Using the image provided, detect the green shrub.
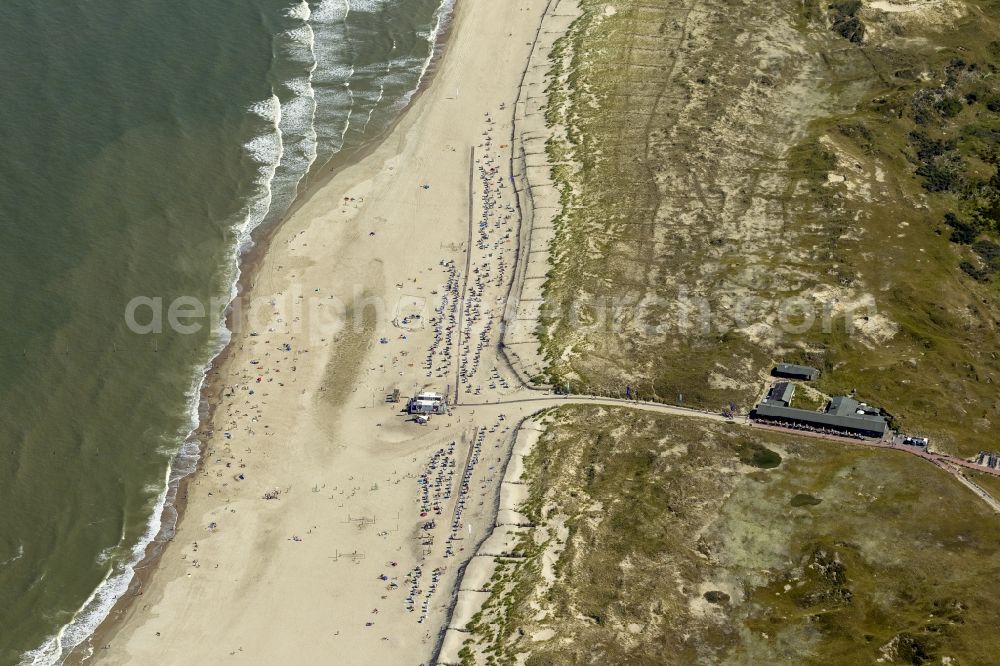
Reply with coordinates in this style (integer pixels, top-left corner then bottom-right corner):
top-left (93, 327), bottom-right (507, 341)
top-left (936, 96), bottom-right (964, 118)
top-left (944, 212), bottom-right (980, 244)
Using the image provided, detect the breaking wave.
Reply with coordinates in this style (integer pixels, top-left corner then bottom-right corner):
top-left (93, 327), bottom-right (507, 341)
top-left (19, 0), bottom-right (455, 663)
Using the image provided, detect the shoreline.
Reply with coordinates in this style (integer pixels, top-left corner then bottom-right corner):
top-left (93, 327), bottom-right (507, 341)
top-left (75, 0), bottom-right (557, 663)
top-left (62, 5), bottom-right (461, 662)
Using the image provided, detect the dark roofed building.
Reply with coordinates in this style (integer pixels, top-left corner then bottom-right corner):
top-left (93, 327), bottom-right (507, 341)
top-left (828, 395), bottom-right (881, 418)
top-left (752, 395), bottom-right (887, 438)
top-left (765, 381), bottom-right (795, 407)
top-left (828, 396), bottom-right (858, 416)
top-left (774, 363), bottom-right (820, 381)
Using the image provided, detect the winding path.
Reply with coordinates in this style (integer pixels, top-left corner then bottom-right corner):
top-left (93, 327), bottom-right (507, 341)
top-left (453, 390), bottom-right (1000, 513)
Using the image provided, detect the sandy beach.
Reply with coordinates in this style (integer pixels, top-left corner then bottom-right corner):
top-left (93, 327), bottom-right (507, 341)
top-left (82, 1), bottom-right (557, 663)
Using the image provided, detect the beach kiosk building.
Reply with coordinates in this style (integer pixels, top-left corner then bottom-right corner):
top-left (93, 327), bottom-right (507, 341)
top-left (408, 391), bottom-right (448, 415)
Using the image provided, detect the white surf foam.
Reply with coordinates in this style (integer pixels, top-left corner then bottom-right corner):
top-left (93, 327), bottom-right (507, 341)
top-left (20, 457), bottom-right (173, 666)
top-left (20, 0), bottom-right (457, 661)
top-left (312, 0), bottom-right (351, 25)
top-left (347, 0), bottom-right (392, 12)
top-left (403, 0), bottom-right (455, 108)
top-left (270, 4), bottom-right (319, 209)
top-left (18, 88), bottom-right (285, 661)
top-left (311, 0), bottom-right (356, 158)
top-left (284, 0), bottom-right (311, 21)
top-left (0, 543), bottom-right (24, 567)
top-left (242, 93), bottom-right (284, 244)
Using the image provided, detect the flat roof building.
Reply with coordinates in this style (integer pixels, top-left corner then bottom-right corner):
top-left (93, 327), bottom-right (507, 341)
top-left (774, 363), bottom-right (820, 381)
top-left (408, 391), bottom-right (448, 415)
top-left (753, 395), bottom-right (887, 438)
top-left (409, 399), bottom-right (448, 415)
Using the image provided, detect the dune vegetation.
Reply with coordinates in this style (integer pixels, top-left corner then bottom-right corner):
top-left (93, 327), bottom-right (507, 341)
top-left (460, 406), bottom-right (1000, 665)
top-left (536, 0), bottom-right (1000, 457)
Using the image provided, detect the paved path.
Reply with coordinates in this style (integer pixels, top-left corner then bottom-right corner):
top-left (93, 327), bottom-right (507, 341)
top-left (457, 392), bottom-right (732, 422)
top-left (453, 391), bottom-right (1000, 512)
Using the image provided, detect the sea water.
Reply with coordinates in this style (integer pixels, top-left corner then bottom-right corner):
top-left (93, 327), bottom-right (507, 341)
top-left (0, 0), bottom-right (451, 662)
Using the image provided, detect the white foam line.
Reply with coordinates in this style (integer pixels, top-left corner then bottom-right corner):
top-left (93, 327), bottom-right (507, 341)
top-left (242, 93), bottom-right (284, 244)
top-left (341, 73), bottom-right (355, 145)
top-left (312, 0), bottom-right (348, 21)
top-left (280, 1), bottom-right (319, 195)
top-left (0, 543), bottom-right (24, 567)
top-left (20, 1), bottom-right (455, 656)
top-left (19, 93), bottom-right (285, 665)
top-left (400, 0), bottom-right (455, 109)
top-left (299, 3), bottom-right (319, 177)
top-left (348, 0), bottom-right (391, 12)
top-left (284, 0), bottom-right (310, 20)
top-left (306, 0), bottom-right (355, 158)
top-left (362, 42), bottom-right (394, 134)
top-left (21, 379), bottom-right (220, 665)
top-left (20, 460), bottom-right (174, 666)
top-left (362, 82), bottom-right (384, 134)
